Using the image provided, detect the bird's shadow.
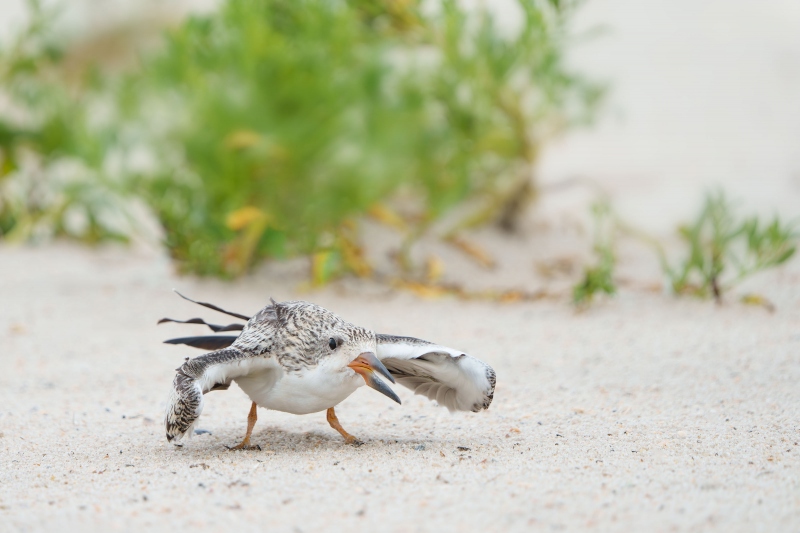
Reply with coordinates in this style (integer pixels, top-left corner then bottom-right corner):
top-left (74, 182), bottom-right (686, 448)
top-left (169, 425), bottom-right (456, 458)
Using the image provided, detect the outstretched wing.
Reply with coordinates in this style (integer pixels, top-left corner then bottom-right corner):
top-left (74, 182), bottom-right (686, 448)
top-left (165, 347), bottom-right (278, 442)
top-left (375, 334), bottom-right (495, 413)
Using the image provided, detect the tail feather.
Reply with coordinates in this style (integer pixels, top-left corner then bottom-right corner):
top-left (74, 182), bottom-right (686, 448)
top-left (164, 335), bottom-right (239, 351)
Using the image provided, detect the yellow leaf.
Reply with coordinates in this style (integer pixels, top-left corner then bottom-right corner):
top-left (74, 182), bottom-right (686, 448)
top-left (223, 207), bottom-right (271, 276)
top-left (340, 240), bottom-right (372, 278)
top-left (226, 206), bottom-right (269, 231)
top-left (367, 203), bottom-right (407, 232)
top-left (396, 281), bottom-right (448, 299)
top-left (335, 221), bottom-right (371, 278)
top-left (498, 290), bottom-right (524, 303)
top-left (447, 236), bottom-right (496, 269)
top-left (224, 130), bottom-right (262, 150)
top-left (740, 293), bottom-right (775, 312)
top-left (311, 250), bottom-right (340, 286)
top-left (425, 256), bottom-right (445, 283)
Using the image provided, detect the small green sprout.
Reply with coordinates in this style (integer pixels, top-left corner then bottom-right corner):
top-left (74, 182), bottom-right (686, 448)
top-left (573, 201), bottom-right (616, 305)
top-left (662, 192), bottom-right (796, 302)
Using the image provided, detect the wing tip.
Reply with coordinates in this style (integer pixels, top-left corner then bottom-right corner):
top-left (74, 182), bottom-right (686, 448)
top-left (467, 365), bottom-right (495, 412)
top-left (485, 366), bottom-right (496, 404)
top-left (480, 366), bottom-right (496, 410)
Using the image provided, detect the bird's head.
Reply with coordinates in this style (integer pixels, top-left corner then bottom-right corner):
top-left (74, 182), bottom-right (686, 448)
top-left (250, 300), bottom-right (401, 404)
top-left (325, 326), bottom-right (400, 405)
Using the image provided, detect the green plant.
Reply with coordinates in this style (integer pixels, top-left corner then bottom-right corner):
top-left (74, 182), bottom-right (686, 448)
top-left (0, 0), bottom-right (600, 278)
top-left (573, 201), bottom-right (616, 305)
top-left (662, 192), bottom-right (796, 301)
top-left (0, 0), bottom-right (134, 243)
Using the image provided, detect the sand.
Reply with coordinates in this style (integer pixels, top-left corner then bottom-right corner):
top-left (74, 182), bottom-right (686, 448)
top-left (2, 0), bottom-right (800, 531)
top-left (1, 233), bottom-right (799, 533)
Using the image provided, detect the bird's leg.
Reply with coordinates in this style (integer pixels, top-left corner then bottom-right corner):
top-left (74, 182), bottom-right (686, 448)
top-left (227, 402), bottom-right (260, 451)
top-left (326, 407), bottom-right (363, 446)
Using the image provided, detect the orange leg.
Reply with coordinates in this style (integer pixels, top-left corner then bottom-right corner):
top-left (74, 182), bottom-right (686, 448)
top-left (326, 407), bottom-right (362, 445)
top-left (228, 402), bottom-right (259, 450)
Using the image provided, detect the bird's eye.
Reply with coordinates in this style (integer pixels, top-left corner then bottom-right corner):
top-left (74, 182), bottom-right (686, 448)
top-left (328, 338), bottom-right (337, 350)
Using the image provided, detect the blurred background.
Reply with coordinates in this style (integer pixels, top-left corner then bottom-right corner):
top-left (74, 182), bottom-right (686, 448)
top-left (1, 0), bottom-right (798, 301)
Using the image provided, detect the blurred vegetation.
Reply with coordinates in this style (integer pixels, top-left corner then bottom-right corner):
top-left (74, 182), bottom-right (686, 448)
top-left (0, 0), bottom-right (601, 278)
top-left (572, 201), bottom-right (616, 305)
top-left (660, 192), bottom-right (796, 302)
top-left (571, 192), bottom-right (797, 308)
top-left (0, 0), bottom-right (134, 243)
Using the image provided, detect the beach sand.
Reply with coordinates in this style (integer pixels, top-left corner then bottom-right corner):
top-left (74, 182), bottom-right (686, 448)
top-left (0, 240), bottom-right (798, 532)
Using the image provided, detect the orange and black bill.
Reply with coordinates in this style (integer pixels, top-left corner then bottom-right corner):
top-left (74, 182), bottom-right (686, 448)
top-left (348, 352), bottom-right (401, 404)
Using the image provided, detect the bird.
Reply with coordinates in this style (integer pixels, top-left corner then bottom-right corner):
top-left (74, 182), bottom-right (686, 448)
top-left (161, 292), bottom-right (496, 449)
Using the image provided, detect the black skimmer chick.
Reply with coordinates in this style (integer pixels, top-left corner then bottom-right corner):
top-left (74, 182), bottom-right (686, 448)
top-left (162, 293), bottom-right (495, 449)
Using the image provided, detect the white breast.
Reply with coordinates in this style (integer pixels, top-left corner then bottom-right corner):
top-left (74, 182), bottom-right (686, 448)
top-left (234, 365), bottom-right (363, 415)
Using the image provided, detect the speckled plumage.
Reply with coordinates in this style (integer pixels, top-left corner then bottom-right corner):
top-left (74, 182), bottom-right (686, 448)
top-left (235, 300), bottom-right (375, 371)
top-left (164, 298), bottom-right (496, 444)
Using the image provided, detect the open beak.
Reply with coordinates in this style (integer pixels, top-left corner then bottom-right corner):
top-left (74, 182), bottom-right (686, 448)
top-left (348, 352), bottom-right (401, 405)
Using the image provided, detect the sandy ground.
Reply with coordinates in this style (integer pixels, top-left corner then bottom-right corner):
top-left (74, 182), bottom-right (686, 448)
top-left (1, 239), bottom-right (799, 533)
top-left (2, 0), bottom-right (800, 532)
